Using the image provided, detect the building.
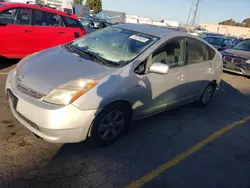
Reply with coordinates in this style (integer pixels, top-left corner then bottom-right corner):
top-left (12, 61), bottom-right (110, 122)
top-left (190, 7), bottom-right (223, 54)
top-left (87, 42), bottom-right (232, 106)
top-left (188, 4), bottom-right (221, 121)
top-left (162, 20), bottom-right (180, 27)
top-left (201, 24), bottom-right (250, 38)
top-left (44, 0), bottom-right (62, 9)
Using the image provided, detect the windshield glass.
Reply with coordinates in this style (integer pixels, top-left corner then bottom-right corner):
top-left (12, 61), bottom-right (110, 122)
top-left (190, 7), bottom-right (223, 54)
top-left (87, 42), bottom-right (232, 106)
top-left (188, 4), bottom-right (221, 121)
top-left (71, 27), bottom-right (158, 65)
top-left (233, 41), bottom-right (250, 51)
top-left (79, 18), bottom-right (91, 27)
top-left (203, 37), bottom-right (224, 45)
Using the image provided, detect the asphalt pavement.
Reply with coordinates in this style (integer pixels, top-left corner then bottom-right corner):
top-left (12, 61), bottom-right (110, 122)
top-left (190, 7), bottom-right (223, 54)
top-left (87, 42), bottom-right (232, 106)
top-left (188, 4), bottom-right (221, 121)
top-left (0, 61), bottom-right (250, 188)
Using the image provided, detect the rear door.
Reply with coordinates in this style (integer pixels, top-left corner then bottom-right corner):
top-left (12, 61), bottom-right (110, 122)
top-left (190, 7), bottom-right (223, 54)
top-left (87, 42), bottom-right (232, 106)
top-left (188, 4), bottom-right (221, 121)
top-left (33, 10), bottom-right (62, 52)
top-left (0, 7), bottom-right (34, 58)
top-left (185, 37), bottom-right (214, 98)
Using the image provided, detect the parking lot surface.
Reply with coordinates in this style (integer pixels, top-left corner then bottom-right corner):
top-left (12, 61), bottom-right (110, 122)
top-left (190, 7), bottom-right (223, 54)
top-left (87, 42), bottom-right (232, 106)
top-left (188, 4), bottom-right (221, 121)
top-left (0, 61), bottom-right (250, 188)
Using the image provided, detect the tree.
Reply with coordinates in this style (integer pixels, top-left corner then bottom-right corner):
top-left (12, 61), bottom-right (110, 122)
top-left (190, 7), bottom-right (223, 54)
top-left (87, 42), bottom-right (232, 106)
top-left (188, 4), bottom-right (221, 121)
top-left (85, 0), bottom-right (102, 14)
top-left (218, 19), bottom-right (236, 26)
top-left (242, 18), bottom-right (250, 28)
top-left (73, 0), bottom-right (83, 5)
top-left (218, 18), bottom-right (250, 28)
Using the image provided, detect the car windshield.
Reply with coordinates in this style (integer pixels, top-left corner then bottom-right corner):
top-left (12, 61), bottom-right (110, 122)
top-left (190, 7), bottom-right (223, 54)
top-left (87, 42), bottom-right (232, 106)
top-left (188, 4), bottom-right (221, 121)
top-left (79, 18), bottom-right (91, 26)
top-left (71, 27), bottom-right (158, 66)
top-left (233, 41), bottom-right (250, 51)
top-left (203, 37), bottom-right (224, 45)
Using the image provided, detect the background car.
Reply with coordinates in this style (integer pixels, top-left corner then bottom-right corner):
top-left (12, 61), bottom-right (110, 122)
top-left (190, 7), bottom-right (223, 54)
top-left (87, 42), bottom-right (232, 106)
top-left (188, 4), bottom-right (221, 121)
top-left (199, 32), bottom-right (225, 38)
top-left (78, 17), bottom-right (113, 33)
top-left (227, 36), bottom-right (244, 46)
top-left (0, 2), bottom-right (86, 59)
top-left (221, 40), bottom-right (250, 77)
top-left (6, 24), bottom-right (222, 146)
top-left (202, 36), bottom-right (235, 51)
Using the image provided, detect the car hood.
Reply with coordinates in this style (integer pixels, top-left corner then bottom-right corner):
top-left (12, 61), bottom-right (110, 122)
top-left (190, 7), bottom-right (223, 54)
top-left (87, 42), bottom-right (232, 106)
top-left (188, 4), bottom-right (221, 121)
top-left (222, 49), bottom-right (250, 59)
top-left (16, 46), bottom-right (116, 95)
top-left (211, 44), bottom-right (221, 49)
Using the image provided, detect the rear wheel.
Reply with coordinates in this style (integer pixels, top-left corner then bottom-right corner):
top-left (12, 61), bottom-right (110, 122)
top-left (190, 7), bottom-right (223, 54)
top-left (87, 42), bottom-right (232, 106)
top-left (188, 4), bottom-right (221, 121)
top-left (197, 83), bottom-right (216, 107)
top-left (91, 102), bottom-right (132, 147)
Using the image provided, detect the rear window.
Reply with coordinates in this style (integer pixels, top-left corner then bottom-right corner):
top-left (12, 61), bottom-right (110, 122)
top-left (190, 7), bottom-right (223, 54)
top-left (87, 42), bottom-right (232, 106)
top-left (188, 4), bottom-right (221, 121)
top-left (203, 37), bottom-right (224, 45)
top-left (62, 16), bottom-right (82, 28)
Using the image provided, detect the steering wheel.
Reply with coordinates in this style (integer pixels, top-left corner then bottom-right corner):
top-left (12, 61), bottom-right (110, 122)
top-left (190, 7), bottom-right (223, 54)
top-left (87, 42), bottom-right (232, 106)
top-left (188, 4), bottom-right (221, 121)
top-left (19, 13), bottom-right (31, 25)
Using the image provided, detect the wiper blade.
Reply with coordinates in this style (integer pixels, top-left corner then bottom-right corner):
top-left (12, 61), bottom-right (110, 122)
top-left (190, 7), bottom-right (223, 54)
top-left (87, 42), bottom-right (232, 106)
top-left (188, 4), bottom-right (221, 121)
top-left (81, 50), bottom-right (108, 65)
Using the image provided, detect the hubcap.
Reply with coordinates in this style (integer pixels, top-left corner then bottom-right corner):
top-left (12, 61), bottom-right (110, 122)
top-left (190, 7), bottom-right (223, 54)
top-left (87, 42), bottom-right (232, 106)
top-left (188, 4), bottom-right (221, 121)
top-left (202, 85), bottom-right (213, 104)
top-left (98, 110), bottom-right (125, 141)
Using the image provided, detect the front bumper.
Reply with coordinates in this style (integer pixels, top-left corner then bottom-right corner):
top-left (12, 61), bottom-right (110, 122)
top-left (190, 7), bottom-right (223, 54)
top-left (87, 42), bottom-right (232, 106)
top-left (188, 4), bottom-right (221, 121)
top-left (223, 61), bottom-right (250, 76)
top-left (6, 70), bottom-right (99, 143)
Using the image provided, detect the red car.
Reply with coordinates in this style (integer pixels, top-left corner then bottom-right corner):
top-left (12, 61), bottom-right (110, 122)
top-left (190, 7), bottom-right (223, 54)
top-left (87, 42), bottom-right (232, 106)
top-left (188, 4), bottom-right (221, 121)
top-left (0, 2), bottom-right (86, 59)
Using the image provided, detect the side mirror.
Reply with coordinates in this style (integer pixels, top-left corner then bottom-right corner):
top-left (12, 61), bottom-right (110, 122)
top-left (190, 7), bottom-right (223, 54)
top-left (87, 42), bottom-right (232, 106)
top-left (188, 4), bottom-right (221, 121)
top-left (89, 22), bottom-right (95, 28)
top-left (221, 44), bottom-right (226, 47)
top-left (149, 62), bottom-right (169, 74)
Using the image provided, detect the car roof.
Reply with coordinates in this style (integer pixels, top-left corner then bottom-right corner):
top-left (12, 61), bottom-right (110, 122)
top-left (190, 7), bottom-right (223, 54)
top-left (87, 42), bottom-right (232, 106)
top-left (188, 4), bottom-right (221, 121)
top-left (0, 2), bottom-right (77, 19)
top-left (114, 23), bottom-right (178, 37)
top-left (203, 35), bottom-right (230, 39)
top-left (79, 17), bottom-right (110, 23)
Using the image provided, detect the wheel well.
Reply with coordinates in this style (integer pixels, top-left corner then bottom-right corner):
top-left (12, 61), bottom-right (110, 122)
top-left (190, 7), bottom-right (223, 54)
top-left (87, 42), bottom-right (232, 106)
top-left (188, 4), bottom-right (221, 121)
top-left (103, 100), bottom-right (133, 118)
top-left (86, 100), bottom-right (133, 137)
top-left (212, 80), bottom-right (217, 88)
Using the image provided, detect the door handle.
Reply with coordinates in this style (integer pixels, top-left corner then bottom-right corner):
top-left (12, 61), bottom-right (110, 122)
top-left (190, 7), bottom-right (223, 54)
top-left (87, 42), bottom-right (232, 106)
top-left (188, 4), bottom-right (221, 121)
top-left (74, 32), bottom-right (80, 38)
top-left (177, 75), bottom-right (185, 80)
top-left (208, 68), bottom-right (213, 73)
top-left (58, 31), bottom-right (65, 34)
top-left (24, 30), bottom-right (32, 33)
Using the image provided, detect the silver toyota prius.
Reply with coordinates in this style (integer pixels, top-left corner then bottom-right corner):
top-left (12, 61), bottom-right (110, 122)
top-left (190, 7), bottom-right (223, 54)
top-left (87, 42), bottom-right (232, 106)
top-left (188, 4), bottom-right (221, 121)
top-left (6, 24), bottom-right (223, 146)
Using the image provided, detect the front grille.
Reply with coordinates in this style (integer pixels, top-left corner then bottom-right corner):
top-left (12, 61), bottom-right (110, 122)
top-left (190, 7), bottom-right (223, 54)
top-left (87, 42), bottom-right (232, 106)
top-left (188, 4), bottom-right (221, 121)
top-left (17, 83), bottom-right (45, 99)
top-left (223, 56), bottom-right (244, 64)
top-left (233, 58), bottom-right (244, 64)
top-left (223, 56), bottom-right (232, 62)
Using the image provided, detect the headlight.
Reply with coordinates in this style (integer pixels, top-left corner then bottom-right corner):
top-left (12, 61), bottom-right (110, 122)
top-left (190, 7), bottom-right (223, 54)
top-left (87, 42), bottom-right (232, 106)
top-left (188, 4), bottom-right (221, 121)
top-left (43, 79), bottom-right (98, 105)
top-left (246, 60), bottom-right (250, 64)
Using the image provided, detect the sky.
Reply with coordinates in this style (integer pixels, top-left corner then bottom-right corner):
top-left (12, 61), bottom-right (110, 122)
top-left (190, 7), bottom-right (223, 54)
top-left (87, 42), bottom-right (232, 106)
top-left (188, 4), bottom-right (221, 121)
top-left (101, 0), bottom-right (250, 24)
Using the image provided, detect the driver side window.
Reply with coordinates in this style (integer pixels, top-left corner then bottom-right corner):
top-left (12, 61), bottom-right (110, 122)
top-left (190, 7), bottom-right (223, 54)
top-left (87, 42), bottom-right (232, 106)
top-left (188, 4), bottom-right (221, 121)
top-left (152, 37), bottom-right (184, 68)
top-left (15, 8), bottom-right (32, 25)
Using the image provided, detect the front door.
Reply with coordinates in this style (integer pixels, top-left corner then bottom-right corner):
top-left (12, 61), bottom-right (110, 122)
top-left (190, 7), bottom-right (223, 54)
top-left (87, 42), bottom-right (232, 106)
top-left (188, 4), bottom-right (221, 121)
top-left (0, 7), bottom-right (34, 58)
top-left (135, 37), bottom-right (188, 117)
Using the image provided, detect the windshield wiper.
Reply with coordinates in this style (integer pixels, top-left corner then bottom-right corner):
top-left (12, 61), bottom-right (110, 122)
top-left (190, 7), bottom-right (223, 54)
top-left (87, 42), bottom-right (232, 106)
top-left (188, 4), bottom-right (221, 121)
top-left (81, 50), bottom-right (108, 65)
top-left (65, 43), bottom-right (121, 67)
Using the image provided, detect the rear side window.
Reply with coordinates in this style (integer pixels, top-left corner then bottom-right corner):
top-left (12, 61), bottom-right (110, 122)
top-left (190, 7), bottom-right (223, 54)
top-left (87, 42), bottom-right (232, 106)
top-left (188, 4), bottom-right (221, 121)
top-left (206, 45), bottom-right (216, 60)
top-left (187, 38), bottom-right (208, 64)
top-left (62, 16), bottom-right (82, 28)
top-left (0, 8), bottom-right (16, 16)
top-left (0, 8), bottom-right (32, 25)
top-left (0, 8), bottom-right (17, 24)
top-left (34, 10), bottom-right (61, 26)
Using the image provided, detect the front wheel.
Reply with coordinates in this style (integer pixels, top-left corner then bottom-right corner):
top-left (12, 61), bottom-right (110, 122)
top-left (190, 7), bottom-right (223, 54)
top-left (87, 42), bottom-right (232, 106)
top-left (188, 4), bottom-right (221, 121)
top-left (90, 103), bottom-right (131, 147)
top-left (197, 83), bottom-right (216, 107)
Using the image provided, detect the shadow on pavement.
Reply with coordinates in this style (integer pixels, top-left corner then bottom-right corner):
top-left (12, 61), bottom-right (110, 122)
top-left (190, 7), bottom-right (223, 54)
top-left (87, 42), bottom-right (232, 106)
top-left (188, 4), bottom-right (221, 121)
top-left (5, 79), bottom-right (250, 188)
top-left (0, 58), bottom-right (20, 71)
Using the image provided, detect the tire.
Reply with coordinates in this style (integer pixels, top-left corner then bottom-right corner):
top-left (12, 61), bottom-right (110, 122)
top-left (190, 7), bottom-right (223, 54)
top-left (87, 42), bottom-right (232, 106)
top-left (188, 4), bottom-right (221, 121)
top-left (90, 102), bottom-right (132, 147)
top-left (196, 83), bottom-right (216, 107)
